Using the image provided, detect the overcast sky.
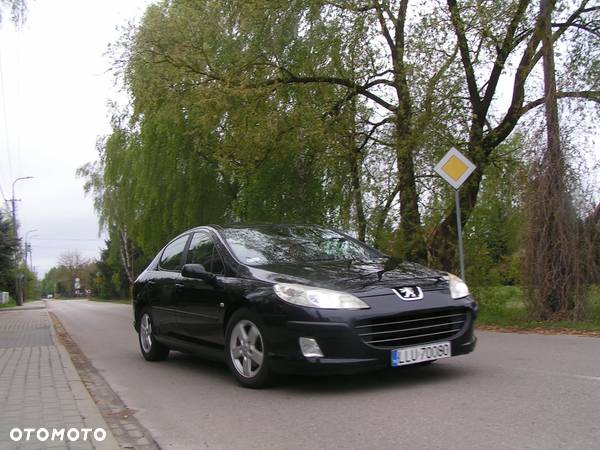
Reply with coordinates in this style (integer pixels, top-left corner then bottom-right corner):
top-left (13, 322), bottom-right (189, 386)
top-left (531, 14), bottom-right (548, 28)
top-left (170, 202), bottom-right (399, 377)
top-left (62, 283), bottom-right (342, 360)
top-left (0, 0), bottom-right (153, 277)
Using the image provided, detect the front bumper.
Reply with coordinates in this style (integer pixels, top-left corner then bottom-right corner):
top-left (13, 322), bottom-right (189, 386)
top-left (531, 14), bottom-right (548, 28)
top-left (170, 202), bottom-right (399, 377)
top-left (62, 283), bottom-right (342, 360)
top-left (270, 337), bottom-right (477, 375)
top-left (265, 300), bottom-right (478, 375)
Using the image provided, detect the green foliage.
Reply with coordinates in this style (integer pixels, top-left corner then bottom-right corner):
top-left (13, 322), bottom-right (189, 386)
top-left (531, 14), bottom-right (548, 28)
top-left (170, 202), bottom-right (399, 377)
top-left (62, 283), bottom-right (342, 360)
top-left (0, 297), bottom-right (16, 308)
top-left (40, 267), bottom-right (58, 297)
top-left (20, 264), bottom-right (39, 300)
top-left (41, 253), bottom-right (97, 298)
top-left (473, 285), bottom-right (526, 325)
top-left (419, 135), bottom-right (527, 283)
top-left (0, 208), bottom-right (18, 296)
top-left (0, 209), bottom-right (39, 300)
top-left (78, 0), bottom-right (599, 308)
top-left (474, 285), bottom-right (600, 331)
top-left (463, 136), bottom-right (528, 285)
top-left (83, 0), bottom-right (371, 260)
top-left (94, 236), bottom-right (132, 299)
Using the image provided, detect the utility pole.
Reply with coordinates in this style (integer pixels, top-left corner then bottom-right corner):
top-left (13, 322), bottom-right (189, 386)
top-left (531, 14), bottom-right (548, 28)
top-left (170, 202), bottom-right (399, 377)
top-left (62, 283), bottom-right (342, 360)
top-left (10, 176), bottom-right (34, 306)
top-left (25, 229), bottom-right (38, 271)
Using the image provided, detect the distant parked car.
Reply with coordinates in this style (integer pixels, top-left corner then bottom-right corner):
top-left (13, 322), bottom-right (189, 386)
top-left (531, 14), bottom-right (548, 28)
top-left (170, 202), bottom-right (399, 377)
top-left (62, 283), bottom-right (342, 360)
top-left (132, 224), bottom-right (478, 388)
top-left (46, 294), bottom-right (53, 299)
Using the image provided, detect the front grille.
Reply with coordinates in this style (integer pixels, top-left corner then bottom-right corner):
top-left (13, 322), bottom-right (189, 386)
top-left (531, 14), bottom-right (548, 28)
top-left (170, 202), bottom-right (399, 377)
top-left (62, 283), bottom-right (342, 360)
top-left (356, 309), bottom-right (468, 349)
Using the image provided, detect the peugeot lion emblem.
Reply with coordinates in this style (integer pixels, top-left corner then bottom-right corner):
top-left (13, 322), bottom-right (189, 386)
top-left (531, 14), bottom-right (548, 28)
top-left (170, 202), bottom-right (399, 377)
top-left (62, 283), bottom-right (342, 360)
top-left (393, 286), bottom-right (424, 301)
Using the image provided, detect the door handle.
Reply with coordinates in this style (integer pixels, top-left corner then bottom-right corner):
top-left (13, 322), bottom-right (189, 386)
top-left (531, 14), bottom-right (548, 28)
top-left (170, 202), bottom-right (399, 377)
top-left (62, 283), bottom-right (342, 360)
top-left (148, 280), bottom-right (156, 286)
top-left (175, 283), bottom-right (184, 289)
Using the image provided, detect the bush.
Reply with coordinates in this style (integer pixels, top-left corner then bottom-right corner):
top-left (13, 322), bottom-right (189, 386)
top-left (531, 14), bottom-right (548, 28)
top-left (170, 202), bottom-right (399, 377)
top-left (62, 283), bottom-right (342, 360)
top-left (473, 285), bottom-right (600, 331)
top-left (472, 285), bottom-right (525, 325)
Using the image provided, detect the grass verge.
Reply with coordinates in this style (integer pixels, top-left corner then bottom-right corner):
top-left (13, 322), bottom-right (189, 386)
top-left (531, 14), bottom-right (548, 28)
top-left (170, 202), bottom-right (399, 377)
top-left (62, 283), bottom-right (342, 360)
top-left (0, 298), bottom-right (17, 308)
top-left (472, 285), bottom-right (600, 334)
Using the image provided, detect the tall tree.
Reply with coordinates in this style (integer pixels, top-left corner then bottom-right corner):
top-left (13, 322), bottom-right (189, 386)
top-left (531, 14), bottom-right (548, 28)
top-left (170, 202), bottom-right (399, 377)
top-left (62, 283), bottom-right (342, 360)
top-left (109, 0), bottom-right (463, 261)
top-left (86, 0), bottom-right (599, 277)
top-left (0, 208), bottom-right (19, 295)
top-left (437, 0), bottom-right (600, 268)
top-left (78, 140), bottom-right (142, 287)
top-left (521, 0), bottom-right (590, 319)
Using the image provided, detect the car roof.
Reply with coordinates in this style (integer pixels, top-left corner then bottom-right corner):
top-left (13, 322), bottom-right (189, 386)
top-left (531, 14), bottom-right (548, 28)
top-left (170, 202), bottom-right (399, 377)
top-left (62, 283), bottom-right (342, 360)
top-left (204, 223), bottom-right (327, 233)
top-left (210, 223), bottom-right (319, 229)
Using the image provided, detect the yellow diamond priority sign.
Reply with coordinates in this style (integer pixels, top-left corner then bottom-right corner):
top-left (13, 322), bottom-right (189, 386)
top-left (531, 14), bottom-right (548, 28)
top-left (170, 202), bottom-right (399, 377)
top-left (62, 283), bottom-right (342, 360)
top-left (434, 148), bottom-right (476, 190)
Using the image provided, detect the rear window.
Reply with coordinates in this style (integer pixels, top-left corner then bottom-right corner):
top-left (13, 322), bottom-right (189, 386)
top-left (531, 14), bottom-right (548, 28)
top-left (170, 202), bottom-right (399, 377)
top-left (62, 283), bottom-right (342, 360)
top-left (159, 235), bottom-right (189, 270)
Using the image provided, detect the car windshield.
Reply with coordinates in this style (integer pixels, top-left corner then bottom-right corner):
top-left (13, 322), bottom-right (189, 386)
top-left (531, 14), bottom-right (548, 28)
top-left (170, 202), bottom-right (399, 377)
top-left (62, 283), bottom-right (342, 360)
top-left (221, 226), bottom-right (379, 266)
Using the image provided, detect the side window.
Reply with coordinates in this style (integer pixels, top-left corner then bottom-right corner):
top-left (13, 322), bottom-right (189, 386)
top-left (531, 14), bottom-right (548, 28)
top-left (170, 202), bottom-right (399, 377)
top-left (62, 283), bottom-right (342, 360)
top-left (159, 235), bottom-right (189, 271)
top-left (211, 249), bottom-right (225, 275)
top-left (187, 232), bottom-right (225, 275)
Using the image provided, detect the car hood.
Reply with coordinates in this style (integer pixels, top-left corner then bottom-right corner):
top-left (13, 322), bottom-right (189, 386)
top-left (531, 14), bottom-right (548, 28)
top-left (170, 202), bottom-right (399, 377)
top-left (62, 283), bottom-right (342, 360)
top-left (248, 258), bottom-right (447, 294)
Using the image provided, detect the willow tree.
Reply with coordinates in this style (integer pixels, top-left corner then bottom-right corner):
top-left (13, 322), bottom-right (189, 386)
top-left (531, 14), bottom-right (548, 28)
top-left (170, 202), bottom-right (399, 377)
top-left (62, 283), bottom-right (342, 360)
top-left (109, 0), bottom-right (463, 262)
top-left (86, 2), bottom-right (357, 258)
top-left (86, 0), bottom-right (599, 276)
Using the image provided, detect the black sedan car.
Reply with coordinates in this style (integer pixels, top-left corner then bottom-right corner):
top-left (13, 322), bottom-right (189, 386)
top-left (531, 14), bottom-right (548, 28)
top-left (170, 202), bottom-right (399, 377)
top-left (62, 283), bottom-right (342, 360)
top-left (133, 224), bottom-right (477, 388)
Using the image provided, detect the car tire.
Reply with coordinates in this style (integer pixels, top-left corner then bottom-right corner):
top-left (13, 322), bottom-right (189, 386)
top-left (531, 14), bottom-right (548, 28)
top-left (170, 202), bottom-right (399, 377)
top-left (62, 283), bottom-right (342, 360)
top-left (225, 309), bottom-right (272, 389)
top-left (138, 309), bottom-right (170, 361)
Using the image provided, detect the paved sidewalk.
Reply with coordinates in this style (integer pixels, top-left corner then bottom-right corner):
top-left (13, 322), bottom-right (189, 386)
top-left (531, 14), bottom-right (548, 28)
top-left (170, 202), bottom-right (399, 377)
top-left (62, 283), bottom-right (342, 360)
top-left (0, 307), bottom-right (120, 450)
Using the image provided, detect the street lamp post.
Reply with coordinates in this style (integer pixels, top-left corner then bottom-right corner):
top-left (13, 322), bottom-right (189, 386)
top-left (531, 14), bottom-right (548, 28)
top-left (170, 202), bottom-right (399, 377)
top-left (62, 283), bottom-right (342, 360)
top-left (10, 176), bottom-right (34, 306)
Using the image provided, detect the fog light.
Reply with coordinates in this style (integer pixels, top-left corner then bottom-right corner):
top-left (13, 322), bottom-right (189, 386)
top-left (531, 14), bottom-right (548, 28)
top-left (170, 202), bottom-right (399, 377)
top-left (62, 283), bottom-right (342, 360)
top-left (299, 337), bottom-right (324, 358)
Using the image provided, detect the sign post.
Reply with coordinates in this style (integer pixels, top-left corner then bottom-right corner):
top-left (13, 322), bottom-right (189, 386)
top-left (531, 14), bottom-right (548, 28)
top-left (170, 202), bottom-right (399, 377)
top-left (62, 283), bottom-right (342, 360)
top-left (433, 148), bottom-right (476, 281)
top-left (454, 190), bottom-right (465, 280)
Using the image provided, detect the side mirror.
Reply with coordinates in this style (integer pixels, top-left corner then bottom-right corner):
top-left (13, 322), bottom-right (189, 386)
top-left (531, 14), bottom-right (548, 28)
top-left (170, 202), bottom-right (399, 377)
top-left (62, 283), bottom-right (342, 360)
top-left (181, 264), bottom-right (217, 283)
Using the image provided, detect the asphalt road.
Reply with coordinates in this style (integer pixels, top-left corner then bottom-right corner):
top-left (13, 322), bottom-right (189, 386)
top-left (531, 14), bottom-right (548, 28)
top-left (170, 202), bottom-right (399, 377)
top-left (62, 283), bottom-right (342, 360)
top-left (48, 300), bottom-right (600, 450)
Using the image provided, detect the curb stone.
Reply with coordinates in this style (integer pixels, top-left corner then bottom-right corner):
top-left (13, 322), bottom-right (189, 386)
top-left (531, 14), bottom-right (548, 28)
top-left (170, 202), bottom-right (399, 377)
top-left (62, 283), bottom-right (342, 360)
top-left (54, 344), bottom-right (121, 450)
top-left (49, 313), bottom-right (160, 450)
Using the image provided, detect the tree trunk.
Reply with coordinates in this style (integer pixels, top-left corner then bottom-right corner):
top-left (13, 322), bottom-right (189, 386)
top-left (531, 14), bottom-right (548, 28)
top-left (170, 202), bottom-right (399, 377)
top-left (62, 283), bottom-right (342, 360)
top-left (348, 98), bottom-right (367, 242)
top-left (522, 0), bottom-right (587, 320)
top-left (541, 0), bottom-right (560, 164)
top-left (394, 123), bottom-right (427, 262)
top-left (118, 227), bottom-right (135, 286)
top-left (540, 0), bottom-right (563, 313)
top-left (349, 148), bottom-right (367, 241)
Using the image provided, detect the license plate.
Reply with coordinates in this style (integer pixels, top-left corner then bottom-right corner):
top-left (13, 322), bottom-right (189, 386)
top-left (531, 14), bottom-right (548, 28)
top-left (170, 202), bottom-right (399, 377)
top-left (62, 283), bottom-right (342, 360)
top-left (391, 341), bottom-right (451, 367)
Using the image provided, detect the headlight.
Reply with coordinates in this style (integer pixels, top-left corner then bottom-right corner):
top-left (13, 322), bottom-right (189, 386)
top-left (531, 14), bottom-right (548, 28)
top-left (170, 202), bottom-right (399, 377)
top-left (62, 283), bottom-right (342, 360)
top-left (446, 273), bottom-right (470, 299)
top-left (273, 283), bottom-right (370, 309)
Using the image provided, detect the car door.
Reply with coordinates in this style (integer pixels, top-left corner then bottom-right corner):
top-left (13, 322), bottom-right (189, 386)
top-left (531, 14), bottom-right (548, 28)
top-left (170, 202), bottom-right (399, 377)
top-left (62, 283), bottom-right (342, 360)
top-left (151, 233), bottom-right (190, 337)
top-left (176, 231), bottom-right (226, 345)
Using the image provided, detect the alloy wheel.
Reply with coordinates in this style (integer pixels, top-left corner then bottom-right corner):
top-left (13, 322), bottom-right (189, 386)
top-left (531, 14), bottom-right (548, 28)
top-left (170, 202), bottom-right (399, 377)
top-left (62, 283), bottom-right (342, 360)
top-left (229, 319), bottom-right (264, 378)
top-left (140, 313), bottom-right (153, 353)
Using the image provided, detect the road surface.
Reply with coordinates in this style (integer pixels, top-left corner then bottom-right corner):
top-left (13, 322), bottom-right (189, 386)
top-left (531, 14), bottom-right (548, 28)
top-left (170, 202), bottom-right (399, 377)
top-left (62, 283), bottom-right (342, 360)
top-left (48, 300), bottom-right (600, 450)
